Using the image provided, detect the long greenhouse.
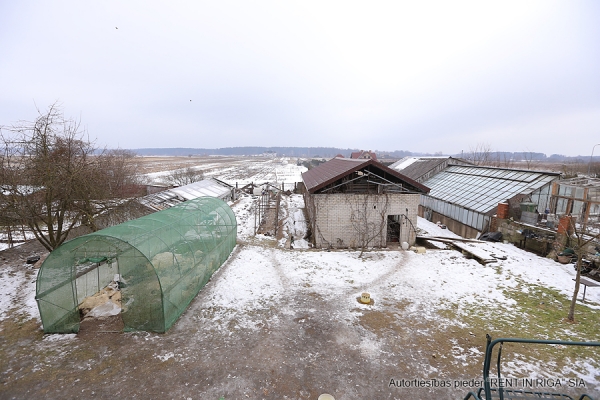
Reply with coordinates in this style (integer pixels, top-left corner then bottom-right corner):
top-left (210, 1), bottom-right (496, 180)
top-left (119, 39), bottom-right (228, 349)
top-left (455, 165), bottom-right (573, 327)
top-left (36, 197), bottom-right (237, 333)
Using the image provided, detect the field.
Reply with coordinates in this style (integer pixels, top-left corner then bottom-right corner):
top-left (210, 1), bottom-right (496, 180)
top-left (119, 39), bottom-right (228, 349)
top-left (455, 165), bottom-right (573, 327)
top-left (1, 156), bottom-right (599, 400)
top-left (137, 155), bottom-right (306, 188)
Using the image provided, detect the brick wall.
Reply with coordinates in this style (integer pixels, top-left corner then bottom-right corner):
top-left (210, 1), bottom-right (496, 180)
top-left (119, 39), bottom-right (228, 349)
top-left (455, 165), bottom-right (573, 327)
top-left (309, 193), bottom-right (420, 248)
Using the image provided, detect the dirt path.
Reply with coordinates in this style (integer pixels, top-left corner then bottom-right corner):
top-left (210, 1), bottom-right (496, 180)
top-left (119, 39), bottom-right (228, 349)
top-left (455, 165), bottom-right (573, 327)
top-left (0, 239), bottom-right (47, 267)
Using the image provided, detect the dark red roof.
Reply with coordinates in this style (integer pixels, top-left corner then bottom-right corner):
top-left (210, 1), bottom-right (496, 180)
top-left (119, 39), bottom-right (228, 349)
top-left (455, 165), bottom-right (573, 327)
top-left (350, 150), bottom-right (377, 161)
top-left (302, 158), bottom-right (429, 194)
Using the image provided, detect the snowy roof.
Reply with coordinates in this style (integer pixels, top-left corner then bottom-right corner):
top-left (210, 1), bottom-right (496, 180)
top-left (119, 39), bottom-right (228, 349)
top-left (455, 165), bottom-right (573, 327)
top-left (170, 178), bottom-right (232, 200)
top-left (389, 156), bottom-right (432, 171)
top-left (389, 156), bottom-right (472, 181)
top-left (139, 178), bottom-right (232, 211)
top-left (423, 165), bottom-right (560, 214)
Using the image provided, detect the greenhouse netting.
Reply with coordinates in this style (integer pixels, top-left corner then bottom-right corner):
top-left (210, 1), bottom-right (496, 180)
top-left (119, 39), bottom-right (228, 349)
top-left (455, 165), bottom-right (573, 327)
top-left (36, 197), bottom-right (237, 333)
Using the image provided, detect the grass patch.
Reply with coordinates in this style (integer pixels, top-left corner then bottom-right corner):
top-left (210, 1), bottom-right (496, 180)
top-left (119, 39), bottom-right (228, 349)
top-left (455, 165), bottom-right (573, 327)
top-left (435, 278), bottom-right (600, 381)
top-left (0, 313), bottom-right (43, 345)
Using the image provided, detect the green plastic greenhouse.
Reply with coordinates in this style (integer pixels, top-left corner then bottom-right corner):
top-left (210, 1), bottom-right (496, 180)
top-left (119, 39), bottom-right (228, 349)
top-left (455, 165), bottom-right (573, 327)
top-left (36, 197), bottom-right (237, 333)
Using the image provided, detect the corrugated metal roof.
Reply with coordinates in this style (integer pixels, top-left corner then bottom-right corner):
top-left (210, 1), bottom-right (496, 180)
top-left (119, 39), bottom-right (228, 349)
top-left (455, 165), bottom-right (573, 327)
top-left (389, 156), bottom-right (473, 182)
top-left (423, 166), bottom-right (559, 214)
top-left (301, 157), bottom-right (429, 194)
top-left (302, 158), bottom-right (364, 192)
top-left (389, 157), bottom-right (448, 180)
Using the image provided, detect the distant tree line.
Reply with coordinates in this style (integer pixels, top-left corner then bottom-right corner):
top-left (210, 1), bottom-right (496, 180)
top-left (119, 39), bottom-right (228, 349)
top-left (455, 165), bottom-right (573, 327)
top-left (131, 146), bottom-right (594, 162)
top-left (133, 146), bottom-right (421, 159)
top-left (133, 147), bottom-right (367, 158)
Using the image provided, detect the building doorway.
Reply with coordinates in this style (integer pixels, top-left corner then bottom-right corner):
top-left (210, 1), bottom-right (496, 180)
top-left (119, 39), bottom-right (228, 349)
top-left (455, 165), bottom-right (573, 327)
top-left (387, 215), bottom-right (401, 243)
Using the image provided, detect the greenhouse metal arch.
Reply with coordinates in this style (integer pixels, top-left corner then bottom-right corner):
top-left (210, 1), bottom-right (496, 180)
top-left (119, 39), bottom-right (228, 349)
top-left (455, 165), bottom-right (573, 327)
top-left (36, 197), bottom-right (237, 333)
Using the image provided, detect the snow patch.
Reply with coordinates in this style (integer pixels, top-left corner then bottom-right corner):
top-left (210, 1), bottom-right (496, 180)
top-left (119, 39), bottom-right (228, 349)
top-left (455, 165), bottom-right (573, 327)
top-left (0, 267), bottom-right (40, 322)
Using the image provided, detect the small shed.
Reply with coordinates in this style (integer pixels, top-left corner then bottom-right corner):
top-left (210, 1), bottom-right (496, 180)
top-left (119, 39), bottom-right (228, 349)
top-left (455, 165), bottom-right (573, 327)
top-left (36, 197), bottom-right (237, 333)
top-left (302, 157), bottom-right (429, 249)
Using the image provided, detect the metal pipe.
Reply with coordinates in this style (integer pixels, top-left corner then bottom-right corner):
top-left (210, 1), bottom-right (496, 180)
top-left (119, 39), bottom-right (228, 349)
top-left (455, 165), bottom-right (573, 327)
top-left (482, 336), bottom-right (600, 400)
top-left (588, 143), bottom-right (600, 176)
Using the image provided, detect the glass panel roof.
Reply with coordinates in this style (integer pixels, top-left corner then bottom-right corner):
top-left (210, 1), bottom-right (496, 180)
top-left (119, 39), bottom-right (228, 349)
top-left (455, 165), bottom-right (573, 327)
top-left (425, 166), bottom-right (558, 213)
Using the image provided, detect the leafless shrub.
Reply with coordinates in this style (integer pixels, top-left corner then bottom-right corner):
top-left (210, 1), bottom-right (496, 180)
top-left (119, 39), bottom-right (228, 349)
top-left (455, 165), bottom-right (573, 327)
top-left (346, 193), bottom-right (390, 257)
top-left (166, 166), bottom-right (204, 186)
top-left (468, 143), bottom-right (492, 166)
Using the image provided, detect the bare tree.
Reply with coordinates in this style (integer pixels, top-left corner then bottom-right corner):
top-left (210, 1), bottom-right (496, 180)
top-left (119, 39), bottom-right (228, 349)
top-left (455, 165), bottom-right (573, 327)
top-left (0, 103), bottom-right (142, 250)
top-left (468, 143), bottom-right (492, 166)
top-left (588, 162), bottom-right (600, 178)
top-left (101, 149), bottom-right (143, 197)
top-left (561, 162), bottom-right (581, 179)
top-left (523, 150), bottom-right (536, 170)
top-left (77, 149), bottom-right (146, 231)
top-left (566, 217), bottom-right (600, 322)
top-left (346, 193), bottom-right (390, 257)
top-left (491, 152), bottom-right (514, 168)
top-left (489, 153), bottom-right (501, 168)
top-left (501, 153), bottom-right (514, 168)
top-left (166, 166), bottom-right (204, 186)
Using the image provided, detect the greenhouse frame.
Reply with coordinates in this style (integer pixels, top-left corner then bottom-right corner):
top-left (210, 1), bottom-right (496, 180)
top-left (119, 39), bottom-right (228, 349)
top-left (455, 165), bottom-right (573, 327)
top-left (36, 197), bottom-right (237, 333)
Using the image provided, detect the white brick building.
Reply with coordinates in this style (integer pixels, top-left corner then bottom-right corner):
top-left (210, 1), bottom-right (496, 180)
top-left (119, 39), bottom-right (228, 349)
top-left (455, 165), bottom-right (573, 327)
top-left (302, 157), bottom-right (429, 249)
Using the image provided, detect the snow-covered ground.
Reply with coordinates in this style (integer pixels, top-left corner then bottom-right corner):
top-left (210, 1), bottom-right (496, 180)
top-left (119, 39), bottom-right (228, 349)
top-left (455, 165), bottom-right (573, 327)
top-left (1, 165), bottom-right (599, 398)
top-left (3, 195), bottom-right (600, 334)
top-left (0, 264), bottom-right (38, 323)
top-left (145, 157), bottom-right (307, 190)
top-left (0, 230), bottom-right (38, 252)
top-left (188, 205), bottom-right (600, 396)
top-left (416, 217), bottom-right (600, 308)
top-left (207, 158), bottom-right (306, 188)
top-left (202, 215), bottom-right (600, 333)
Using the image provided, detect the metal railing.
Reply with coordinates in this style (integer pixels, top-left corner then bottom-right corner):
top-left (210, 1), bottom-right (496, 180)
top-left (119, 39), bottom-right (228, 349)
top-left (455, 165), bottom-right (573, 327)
top-left (463, 334), bottom-right (600, 400)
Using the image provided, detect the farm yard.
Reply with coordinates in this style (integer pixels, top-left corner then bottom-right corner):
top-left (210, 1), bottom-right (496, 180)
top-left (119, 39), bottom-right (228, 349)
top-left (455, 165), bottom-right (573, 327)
top-left (1, 156), bottom-right (599, 400)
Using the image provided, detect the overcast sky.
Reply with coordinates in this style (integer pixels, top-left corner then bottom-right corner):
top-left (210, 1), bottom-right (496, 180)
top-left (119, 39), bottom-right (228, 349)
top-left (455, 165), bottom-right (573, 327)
top-left (1, 1), bottom-right (599, 156)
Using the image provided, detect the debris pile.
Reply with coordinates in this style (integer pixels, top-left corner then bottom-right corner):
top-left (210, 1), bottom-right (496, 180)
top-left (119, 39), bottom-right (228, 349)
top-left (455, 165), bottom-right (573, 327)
top-left (79, 281), bottom-right (121, 319)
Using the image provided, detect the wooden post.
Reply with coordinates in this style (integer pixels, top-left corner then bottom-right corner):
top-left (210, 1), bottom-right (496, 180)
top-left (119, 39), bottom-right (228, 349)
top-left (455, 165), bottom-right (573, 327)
top-left (583, 187), bottom-right (591, 225)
